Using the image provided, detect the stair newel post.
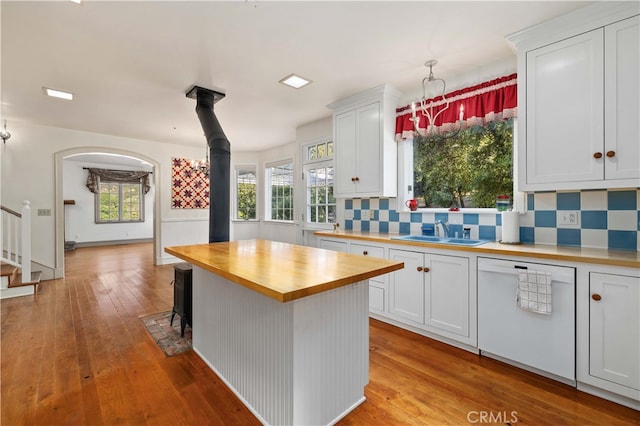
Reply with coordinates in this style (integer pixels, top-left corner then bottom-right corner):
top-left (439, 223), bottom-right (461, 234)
top-left (21, 200), bottom-right (31, 280)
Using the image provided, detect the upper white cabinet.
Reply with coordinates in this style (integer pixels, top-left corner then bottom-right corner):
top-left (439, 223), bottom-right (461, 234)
top-left (509, 4), bottom-right (640, 191)
top-left (328, 84), bottom-right (401, 198)
top-left (604, 16), bottom-right (640, 181)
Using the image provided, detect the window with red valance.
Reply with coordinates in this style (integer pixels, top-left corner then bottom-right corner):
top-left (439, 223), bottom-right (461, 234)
top-left (395, 73), bottom-right (518, 141)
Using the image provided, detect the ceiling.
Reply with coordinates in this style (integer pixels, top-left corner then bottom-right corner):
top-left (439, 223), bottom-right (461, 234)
top-left (1, 1), bottom-right (592, 152)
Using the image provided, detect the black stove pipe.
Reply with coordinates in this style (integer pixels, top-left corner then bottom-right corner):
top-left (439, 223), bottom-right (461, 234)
top-left (187, 86), bottom-right (230, 243)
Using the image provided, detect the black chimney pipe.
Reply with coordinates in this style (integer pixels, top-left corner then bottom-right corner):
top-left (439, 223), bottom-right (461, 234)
top-left (186, 86), bottom-right (230, 243)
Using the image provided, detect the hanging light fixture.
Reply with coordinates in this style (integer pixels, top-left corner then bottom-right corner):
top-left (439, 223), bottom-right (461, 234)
top-left (0, 120), bottom-right (11, 144)
top-left (190, 146), bottom-right (210, 176)
top-left (410, 59), bottom-right (464, 140)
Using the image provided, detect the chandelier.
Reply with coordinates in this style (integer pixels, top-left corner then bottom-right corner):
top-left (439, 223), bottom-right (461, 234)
top-left (190, 146), bottom-right (210, 176)
top-left (411, 59), bottom-right (464, 141)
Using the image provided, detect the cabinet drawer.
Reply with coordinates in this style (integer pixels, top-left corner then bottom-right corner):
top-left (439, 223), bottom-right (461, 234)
top-left (350, 243), bottom-right (384, 258)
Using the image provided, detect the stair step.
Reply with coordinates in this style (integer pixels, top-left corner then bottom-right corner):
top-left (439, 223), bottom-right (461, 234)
top-left (1, 263), bottom-right (19, 286)
top-left (9, 271), bottom-right (42, 289)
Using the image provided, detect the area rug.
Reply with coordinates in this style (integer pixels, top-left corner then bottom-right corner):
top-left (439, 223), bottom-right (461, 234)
top-left (140, 310), bottom-right (192, 357)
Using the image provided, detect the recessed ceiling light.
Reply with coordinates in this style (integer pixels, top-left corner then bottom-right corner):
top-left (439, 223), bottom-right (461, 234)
top-left (43, 87), bottom-right (74, 101)
top-left (279, 73), bottom-right (312, 89)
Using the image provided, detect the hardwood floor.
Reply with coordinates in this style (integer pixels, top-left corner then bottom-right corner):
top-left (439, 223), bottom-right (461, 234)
top-left (1, 243), bottom-right (637, 425)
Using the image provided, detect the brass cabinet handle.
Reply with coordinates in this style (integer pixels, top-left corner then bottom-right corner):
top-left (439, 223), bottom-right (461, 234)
top-left (593, 152), bottom-right (603, 159)
top-left (417, 266), bottom-right (423, 272)
top-left (362, 251), bottom-right (368, 256)
top-left (423, 267), bottom-right (430, 273)
top-left (606, 150), bottom-right (616, 158)
top-left (592, 293), bottom-right (602, 301)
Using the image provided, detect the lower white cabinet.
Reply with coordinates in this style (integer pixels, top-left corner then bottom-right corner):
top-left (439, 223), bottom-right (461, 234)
top-left (318, 238), bottom-right (388, 314)
top-left (389, 249), bottom-right (471, 344)
top-left (589, 272), bottom-right (640, 392)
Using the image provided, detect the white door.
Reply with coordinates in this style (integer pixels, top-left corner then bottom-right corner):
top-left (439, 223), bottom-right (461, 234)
top-left (604, 16), bottom-right (640, 181)
top-left (590, 272), bottom-right (640, 390)
top-left (526, 28), bottom-right (604, 184)
top-left (389, 249), bottom-right (424, 324)
top-left (424, 254), bottom-right (469, 338)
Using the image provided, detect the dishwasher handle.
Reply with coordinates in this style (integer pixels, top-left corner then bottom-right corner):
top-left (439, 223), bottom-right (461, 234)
top-left (478, 262), bottom-right (574, 284)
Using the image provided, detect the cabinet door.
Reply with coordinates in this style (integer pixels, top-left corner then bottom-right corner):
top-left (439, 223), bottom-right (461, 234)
top-left (526, 29), bottom-right (604, 185)
top-left (354, 102), bottom-right (381, 195)
top-left (389, 249), bottom-right (424, 324)
top-left (604, 16), bottom-right (640, 181)
top-left (318, 239), bottom-right (347, 252)
top-left (590, 272), bottom-right (640, 391)
top-left (334, 110), bottom-right (358, 195)
top-left (424, 254), bottom-right (470, 338)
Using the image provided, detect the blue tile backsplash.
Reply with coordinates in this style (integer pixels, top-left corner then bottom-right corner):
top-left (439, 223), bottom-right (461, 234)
top-left (343, 189), bottom-right (640, 251)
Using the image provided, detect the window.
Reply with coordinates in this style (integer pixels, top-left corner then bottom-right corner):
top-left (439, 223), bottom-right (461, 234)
top-left (235, 167), bottom-right (257, 220)
top-left (412, 118), bottom-right (514, 209)
top-left (303, 140), bottom-right (335, 225)
top-left (96, 181), bottom-right (143, 223)
top-left (266, 161), bottom-right (294, 221)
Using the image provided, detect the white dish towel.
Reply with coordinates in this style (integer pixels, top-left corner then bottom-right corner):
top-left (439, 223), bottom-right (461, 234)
top-left (516, 270), bottom-right (552, 314)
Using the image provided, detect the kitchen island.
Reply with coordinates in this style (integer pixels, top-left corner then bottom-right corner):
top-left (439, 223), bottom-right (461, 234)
top-left (165, 239), bottom-right (403, 426)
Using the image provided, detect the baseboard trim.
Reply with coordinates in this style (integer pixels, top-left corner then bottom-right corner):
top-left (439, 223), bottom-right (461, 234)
top-left (74, 238), bottom-right (153, 248)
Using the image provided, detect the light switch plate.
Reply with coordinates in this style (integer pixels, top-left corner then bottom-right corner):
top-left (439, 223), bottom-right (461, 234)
top-left (557, 210), bottom-right (580, 228)
top-left (37, 208), bottom-right (51, 216)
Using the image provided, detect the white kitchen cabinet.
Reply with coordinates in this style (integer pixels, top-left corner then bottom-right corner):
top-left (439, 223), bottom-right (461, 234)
top-left (349, 243), bottom-right (387, 313)
top-left (604, 16), bottom-right (640, 181)
top-left (589, 272), bottom-right (640, 392)
top-left (318, 237), bottom-right (389, 314)
top-left (510, 4), bottom-right (640, 191)
top-left (389, 248), bottom-right (471, 344)
top-left (328, 84), bottom-right (401, 198)
top-left (389, 249), bottom-right (425, 324)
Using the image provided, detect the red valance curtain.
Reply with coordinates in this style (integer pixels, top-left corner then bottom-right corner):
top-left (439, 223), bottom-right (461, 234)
top-left (395, 73), bottom-right (517, 141)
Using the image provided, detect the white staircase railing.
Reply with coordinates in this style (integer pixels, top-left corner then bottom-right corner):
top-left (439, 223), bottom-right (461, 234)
top-left (1, 200), bottom-right (31, 279)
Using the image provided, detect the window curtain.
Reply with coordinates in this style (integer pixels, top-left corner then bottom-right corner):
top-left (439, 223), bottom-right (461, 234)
top-left (85, 168), bottom-right (151, 194)
top-left (395, 73), bottom-right (517, 141)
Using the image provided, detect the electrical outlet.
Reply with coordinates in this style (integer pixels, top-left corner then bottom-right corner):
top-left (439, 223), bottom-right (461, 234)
top-left (37, 208), bottom-right (51, 216)
top-left (344, 210), bottom-right (354, 220)
top-left (557, 210), bottom-right (580, 227)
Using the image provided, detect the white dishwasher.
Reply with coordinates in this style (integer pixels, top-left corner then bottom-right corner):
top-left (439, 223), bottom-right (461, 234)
top-left (478, 257), bottom-right (576, 384)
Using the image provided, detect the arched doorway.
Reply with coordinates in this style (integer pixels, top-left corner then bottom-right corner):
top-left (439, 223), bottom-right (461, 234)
top-left (54, 147), bottom-right (161, 278)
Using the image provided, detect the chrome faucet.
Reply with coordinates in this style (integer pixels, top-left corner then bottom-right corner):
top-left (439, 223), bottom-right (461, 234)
top-left (435, 220), bottom-right (449, 238)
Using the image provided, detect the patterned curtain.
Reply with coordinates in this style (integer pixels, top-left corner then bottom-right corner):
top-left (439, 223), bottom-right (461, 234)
top-left (395, 73), bottom-right (517, 141)
top-left (85, 168), bottom-right (151, 194)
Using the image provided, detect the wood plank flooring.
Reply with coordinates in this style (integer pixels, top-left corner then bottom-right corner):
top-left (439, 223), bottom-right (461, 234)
top-left (1, 243), bottom-right (638, 425)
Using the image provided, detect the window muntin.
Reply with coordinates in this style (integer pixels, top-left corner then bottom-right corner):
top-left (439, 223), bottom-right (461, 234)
top-left (306, 141), bottom-right (333, 161)
top-left (305, 165), bottom-right (336, 224)
top-left (413, 118), bottom-right (514, 209)
top-left (266, 162), bottom-right (294, 221)
top-left (96, 181), bottom-right (143, 223)
top-left (235, 167), bottom-right (257, 220)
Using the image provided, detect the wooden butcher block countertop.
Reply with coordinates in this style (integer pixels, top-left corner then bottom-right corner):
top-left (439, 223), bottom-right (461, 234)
top-left (165, 239), bottom-right (404, 303)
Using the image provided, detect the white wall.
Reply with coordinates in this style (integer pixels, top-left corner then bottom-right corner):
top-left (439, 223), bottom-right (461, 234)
top-left (1, 121), bottom-right (209, 273)
top-left (63, 159), bottom-right (154, 244)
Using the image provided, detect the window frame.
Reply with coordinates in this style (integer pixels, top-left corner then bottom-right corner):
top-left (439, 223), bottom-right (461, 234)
top-left (233, 165), bottom-right (258, 221)
top-left (265, 159), bottom-right (295, 223)
top-left (302, 138), bottom-right (335, 228)
top-left (94, 179), bottom-right (145, 224)
top-left (397, 117), bottom-right (524, 213)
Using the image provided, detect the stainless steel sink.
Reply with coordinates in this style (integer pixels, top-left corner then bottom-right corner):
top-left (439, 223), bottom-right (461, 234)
top-left (391, 235), bottom-right (488, 246)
